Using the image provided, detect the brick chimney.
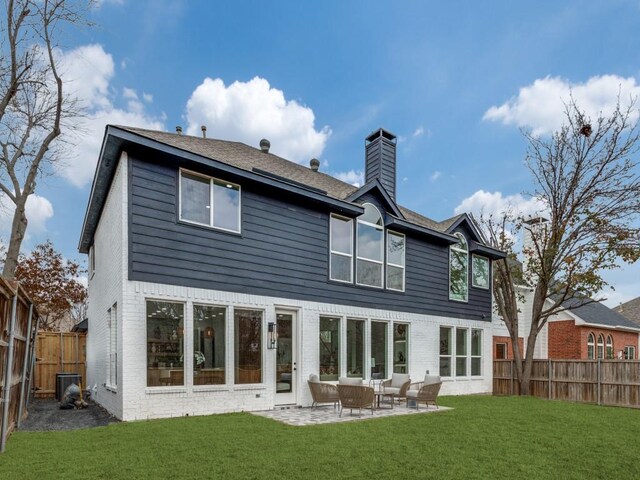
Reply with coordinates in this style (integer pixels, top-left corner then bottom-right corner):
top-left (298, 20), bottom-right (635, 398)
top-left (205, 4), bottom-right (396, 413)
top-left (365, 128), bottom-right (397, 201)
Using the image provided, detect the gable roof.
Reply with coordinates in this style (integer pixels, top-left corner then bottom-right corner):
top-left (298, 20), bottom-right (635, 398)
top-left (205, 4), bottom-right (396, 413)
top-left (614, 297), bottom-right (640, 327)
top-left (344, 179), bottom-right (405, 219)
top-left (79, 125), bottom-right (505, 257)
top-left (563, 298), bottom-right (640, 331)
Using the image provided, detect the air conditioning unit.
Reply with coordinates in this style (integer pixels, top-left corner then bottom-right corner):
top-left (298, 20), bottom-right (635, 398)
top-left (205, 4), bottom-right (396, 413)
top-left (56, 373), bottom-right (82, 402)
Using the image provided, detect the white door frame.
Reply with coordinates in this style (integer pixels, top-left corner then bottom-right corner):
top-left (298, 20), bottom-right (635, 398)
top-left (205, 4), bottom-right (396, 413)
top-left (275, 309), bottom-right (298, 405)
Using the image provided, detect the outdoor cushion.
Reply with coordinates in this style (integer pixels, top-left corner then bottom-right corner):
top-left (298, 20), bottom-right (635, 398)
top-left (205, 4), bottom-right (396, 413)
top-left (424, 374), bottom-right (441, 385)
top-left (384, 386), bottom-right (402, 395)
top-left (339, 376), bottom-right (363, 385)
top-left (406, 389), bottom-right (419, 398)
top-left (390, 373), bottom-right (411, 388)
top-left (309, 374), bottom-right (320, 383)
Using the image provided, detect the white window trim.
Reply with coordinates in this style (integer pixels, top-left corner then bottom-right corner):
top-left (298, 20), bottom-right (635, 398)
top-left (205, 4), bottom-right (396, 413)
top-left (179, 168), bottom-right (242, 234)
top-left (471, 328), bottom-right (482, 377)
top-left (386, 231), bottom-right (406, 292)
top-left (393, 322), bottom-right (409, 373)
top-left (471, 254), bottom-right (490, 290)
top-left (329, 214), bottom-right (354, 284)
top-left (597, 334), bottom-right (605, 359)
top-left (439, 326), bottom-right (453, 378)
top-left (356, 203), bottom-right (384, 289)
top-left (192, 303), bottom-right (228, 385)
top-left (587, 333), bottom-right (595, 360)
top-left (606, 335), bottom-right (614, 359)
top-left (449, 233), bottom-right (469, 303)
top-left (624, 345), bottom-right (636, 360)
top-left (107, 303), bottom-right (117, 389)
top-left (455, 327), bottom-right (469, 378)
top-left (370, 320), bottom-right (390, 379)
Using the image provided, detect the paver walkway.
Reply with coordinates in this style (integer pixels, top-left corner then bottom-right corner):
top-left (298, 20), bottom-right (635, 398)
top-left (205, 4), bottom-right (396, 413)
top-left (253, 403), bottom-right (450, 426)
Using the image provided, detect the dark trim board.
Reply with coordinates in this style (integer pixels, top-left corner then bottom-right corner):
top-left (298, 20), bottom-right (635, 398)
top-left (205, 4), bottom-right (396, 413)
top-left (127, 156), bottom-right (492, 321)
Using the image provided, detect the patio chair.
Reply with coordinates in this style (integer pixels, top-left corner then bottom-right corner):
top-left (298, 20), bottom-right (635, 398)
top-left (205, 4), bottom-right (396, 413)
top-left (381, 373), bottom-right (411, 402)
top-left (406, 374), bottom-right (442, 410)
top-left (307, 374), bottom-right (339, 409)
top-left (337, 384), bottom-right (375, 417)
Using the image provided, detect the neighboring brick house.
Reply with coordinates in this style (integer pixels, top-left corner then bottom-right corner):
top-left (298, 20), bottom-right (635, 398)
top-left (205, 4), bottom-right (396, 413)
top-left (615, 297), bottom-right (640, 327)
top-left (494, 294), bottom-right (640, 360)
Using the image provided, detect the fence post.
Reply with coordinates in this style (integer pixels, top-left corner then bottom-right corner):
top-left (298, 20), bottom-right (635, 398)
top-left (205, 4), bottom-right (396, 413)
top-left (16, 304), bottom-right (33, 428)
top-left (0, 294), bottom-right (19, 453)
top-left (597, 359), bottom-right (601, 406)
top-left (25, 316), bottom-right (40, 410)
top-left (510, 360), bottom-right (514, 395)
top-left (548, 359), bottom-right (552, 400)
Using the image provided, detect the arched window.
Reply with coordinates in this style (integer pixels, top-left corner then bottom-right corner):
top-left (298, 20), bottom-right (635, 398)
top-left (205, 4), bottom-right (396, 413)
top-left (606, 335), bottom-right (614, 359)
top-left (587, 333), bottom-right (595, 359)
top-left (449, 233), bottom-right (469, 302)
top-left (356, 203), bottom-right (384, 288)
top-left (597, 334), bottom-right (605, 359)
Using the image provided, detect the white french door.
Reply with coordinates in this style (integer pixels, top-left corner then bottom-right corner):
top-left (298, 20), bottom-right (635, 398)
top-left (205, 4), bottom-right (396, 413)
top-left (275, 310), bottom-right (297, 405)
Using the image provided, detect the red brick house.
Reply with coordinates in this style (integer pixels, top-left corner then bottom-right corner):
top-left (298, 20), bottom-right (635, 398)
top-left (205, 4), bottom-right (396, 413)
top-left (615, 297), bottom-right (640, 328)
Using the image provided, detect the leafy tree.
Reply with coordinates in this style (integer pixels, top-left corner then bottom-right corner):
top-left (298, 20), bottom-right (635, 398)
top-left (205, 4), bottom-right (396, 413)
top-left (0, 0), bottom-right (90, 278)
top-left (484, 98), bottom-right (640, 395)
top-left (15, 240), bottom-right (87, 331)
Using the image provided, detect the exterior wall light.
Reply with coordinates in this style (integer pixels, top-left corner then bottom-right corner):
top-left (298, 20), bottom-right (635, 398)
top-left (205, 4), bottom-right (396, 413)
top-left (267, 322), bottom-right (278, 349)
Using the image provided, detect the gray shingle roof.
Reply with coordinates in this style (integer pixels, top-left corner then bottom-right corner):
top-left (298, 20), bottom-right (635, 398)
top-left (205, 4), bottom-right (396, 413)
top-left (118, 126), bottom-right (453, 232)
top-left (614, 297), bottom-right (640, 327)
top-left (563, 297), bottom-right (640, 330)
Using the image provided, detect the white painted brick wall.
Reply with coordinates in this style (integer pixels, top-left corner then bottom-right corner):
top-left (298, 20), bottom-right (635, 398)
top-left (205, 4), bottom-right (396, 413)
top-left (86, 152), bottom-right (127, 418)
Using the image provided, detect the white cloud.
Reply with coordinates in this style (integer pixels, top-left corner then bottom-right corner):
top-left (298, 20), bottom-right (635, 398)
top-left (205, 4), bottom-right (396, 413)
top-left (0, 193), bottom-right (54, 236)
top-left (413, 126), bottom-right (424, 137)
top-left (56, 44), bottom-right (165, 187)
top-left (333, 169), bottom-right (364, 187)
top-left (185, 77), bottom-right (330, 163)
top-left (142, 92), bottom-right (153, 103)
top-left (454, 190), bottom-right (547, 218)
top-left (429, 171), bottom-right (441, 182)
top-left (483, 75), bottom-right (640, 135)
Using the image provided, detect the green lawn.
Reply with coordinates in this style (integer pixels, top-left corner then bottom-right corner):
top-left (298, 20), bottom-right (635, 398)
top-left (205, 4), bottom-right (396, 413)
top-left (1, 396), bottom-right (639, 479)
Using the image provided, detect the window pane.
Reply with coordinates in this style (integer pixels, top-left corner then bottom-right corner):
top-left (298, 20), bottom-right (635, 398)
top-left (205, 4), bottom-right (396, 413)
top-left (471, 358), bottom-right (481, 376)
top-left (394, 323), bottom-right (408, 374)
top-left (331, 253), bottom-right (352, 282)
top-left (320, 317), bottom-right (340, 381)
top-left (181, 172), bottom-right (210, 224)
top-left (387, 233), bottom-right (405, 266)
top-left (450, 249), bottom-right (468, 301)
top-left (193, 305), bottom-right (226, 385)
top-left (357, 259), bottom-right (382, 287)
top-left (387, 265), bottom-right (404, 291)
top-left (347, 319), bottom-right (365, 377)
top-left (456, 357), bottom-right (467, 377)
top-left (213, 180), bottom-right (240, 232)
top-left (371, 321), bottom-right (387, 379)
top-left (440, 327), bottom-right (451, 355)
top-left (456, 329), bottom-right (468, 356)
top-left (331, 216), bottom-right (352, 254)
top-left (439, 357), bottom-right (451, 377)
top-left (147, 301), bottom-right (184, 387)
top-left (472, 256), bottom-right (489, 288)
top-left (361, 204), bottom-right (383, 226)
top-left (358, 223), bottom-right (383, 261)
top-left (471, 329), bottom-right (482, 356)
top-left (235, 309), bottom-right (262, 384)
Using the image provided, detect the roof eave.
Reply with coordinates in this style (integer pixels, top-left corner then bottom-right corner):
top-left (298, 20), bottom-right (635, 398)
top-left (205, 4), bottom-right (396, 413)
top-left (386, 216), bottom-right (457, 244)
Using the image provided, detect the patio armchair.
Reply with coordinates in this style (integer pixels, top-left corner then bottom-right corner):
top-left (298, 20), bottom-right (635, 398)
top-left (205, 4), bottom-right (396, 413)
top-left (337, 384), bottom-right (375, 417)
top-left (381, 373), bottom-right (411, 401)
top-left (307, 374), bottom-right (339, 409)
top-left (406, 374), bottom-right (442, 410)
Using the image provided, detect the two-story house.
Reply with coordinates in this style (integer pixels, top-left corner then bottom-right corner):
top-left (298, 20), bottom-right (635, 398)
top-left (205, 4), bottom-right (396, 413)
top-left (79, 126), bottom-right (504, 420)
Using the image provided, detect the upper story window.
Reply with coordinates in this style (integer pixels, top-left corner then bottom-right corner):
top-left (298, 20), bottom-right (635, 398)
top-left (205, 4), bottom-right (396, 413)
top-left (472, 254), bottom-right (490, 289)
top-left (606, 335), bottom-right (614, 359)
top-left (356, 203), bottom-right (384, 288)
top-left (449, 233), bottom-right (469, 302)
top-left (330, 215), bottom-right (353, 283)
top-left (597, 334), bottom-right (605, 359)
top-left (179, 169), bottom-right (241, 233)
top-left (386, 231), bottom-right (405, 291)
top-left (587, 333), bottom-right (595, 359)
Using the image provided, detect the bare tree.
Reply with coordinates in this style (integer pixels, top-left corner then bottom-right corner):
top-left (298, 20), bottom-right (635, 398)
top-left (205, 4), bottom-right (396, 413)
top-left (484, 98), bottom-right (640, 395)
top-left (0, 0), bottom-right (89, 277)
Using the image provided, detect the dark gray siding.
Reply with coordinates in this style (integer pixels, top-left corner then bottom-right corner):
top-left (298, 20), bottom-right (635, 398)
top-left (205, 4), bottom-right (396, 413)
top-left (365, 137), bottom-right (396, 201)
top-left (128, 156), bottom-right (491, 320)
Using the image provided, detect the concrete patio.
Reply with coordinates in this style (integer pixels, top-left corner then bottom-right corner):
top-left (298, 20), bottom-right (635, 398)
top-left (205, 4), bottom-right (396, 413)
top-left (252, 403), bottom-right (451, 426)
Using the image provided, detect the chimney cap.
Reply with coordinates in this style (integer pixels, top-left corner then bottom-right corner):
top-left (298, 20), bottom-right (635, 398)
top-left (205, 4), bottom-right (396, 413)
top-left (310, 158), bottom-right (320, 172)
top-left (201, 125), bottom-right (207, 138)
top-left (366, 128), bottom-right (397, 144)
top-left (176, 126), bottom-right (183, 134)
top-left (260, 138), bottom-right (270, 153)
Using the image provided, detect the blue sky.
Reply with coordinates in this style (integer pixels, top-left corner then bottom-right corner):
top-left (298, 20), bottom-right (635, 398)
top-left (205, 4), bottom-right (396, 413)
top-left (11, 0), bottom-right (640, 306)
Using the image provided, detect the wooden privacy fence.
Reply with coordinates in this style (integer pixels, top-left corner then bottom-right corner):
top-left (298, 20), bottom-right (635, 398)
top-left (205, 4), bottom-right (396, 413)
top-left (34, 332), bottom-right (86, 398)
top-left (494, 359), bottom-right (640, 408)
top-left (0, 278), bottom-right (40, 453)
